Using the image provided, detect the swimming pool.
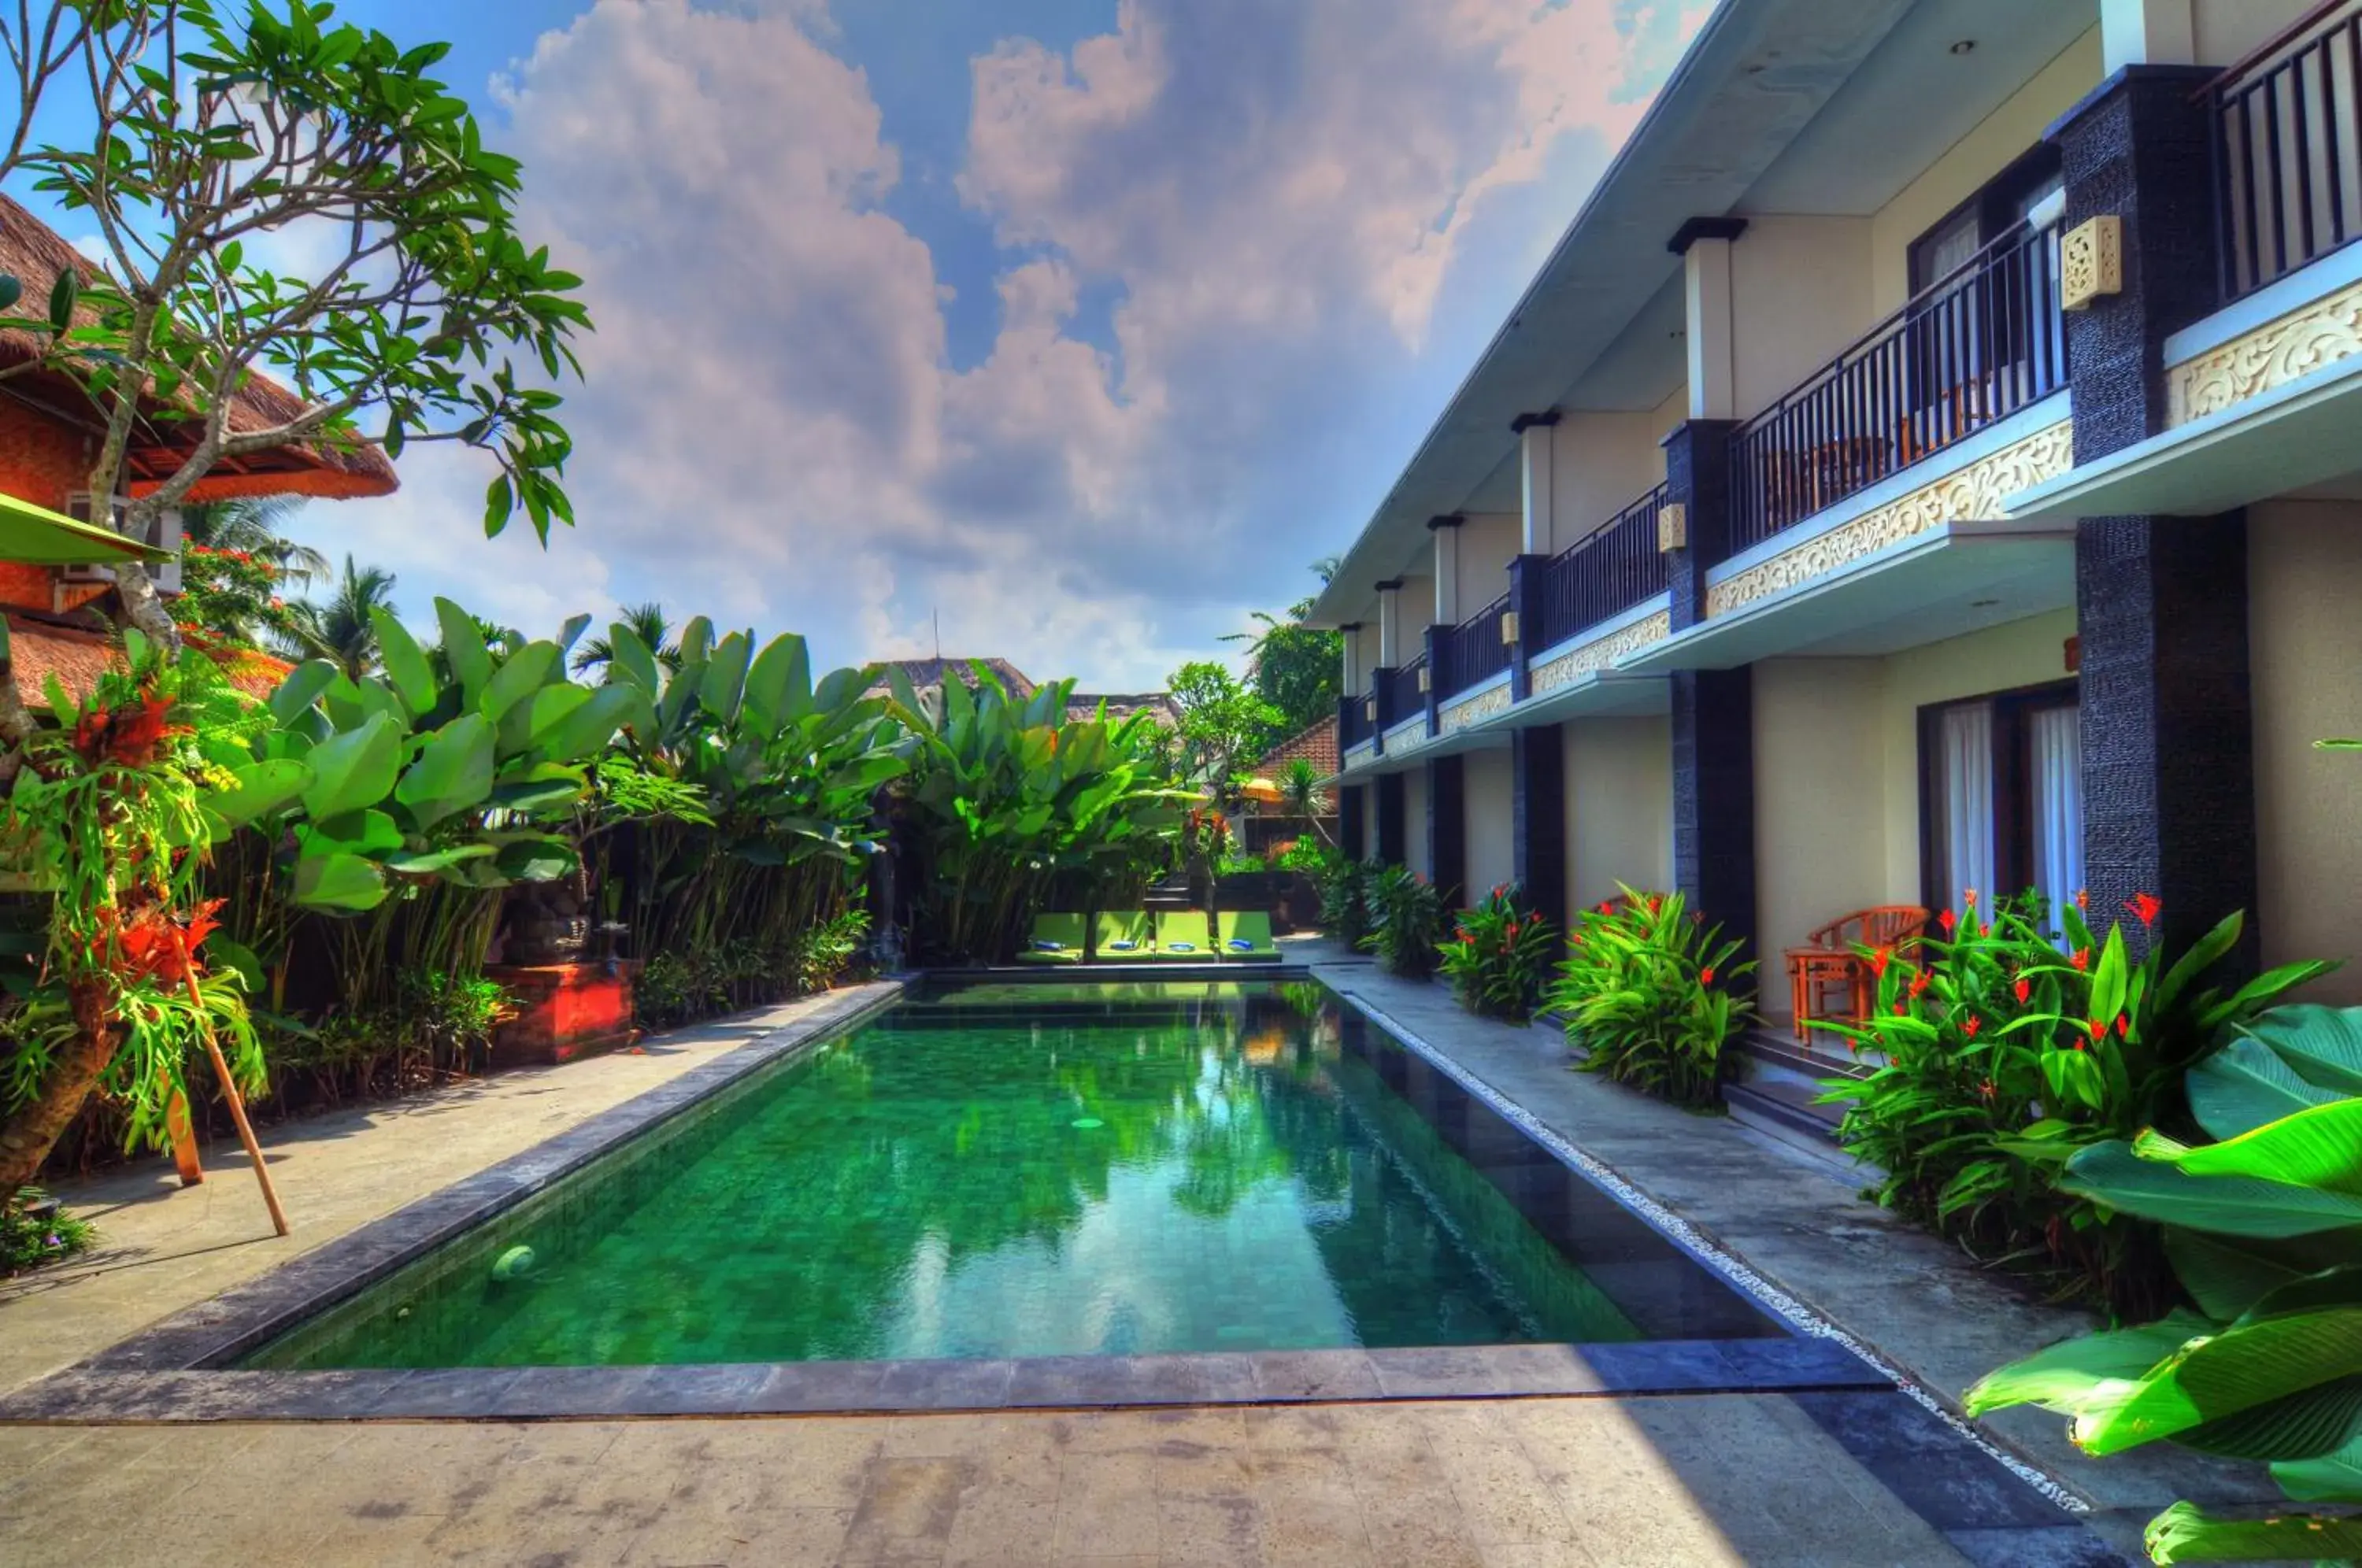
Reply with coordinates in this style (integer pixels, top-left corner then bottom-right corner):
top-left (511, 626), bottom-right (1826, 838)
top-left (241, 980), bottom-right (1778, 1372)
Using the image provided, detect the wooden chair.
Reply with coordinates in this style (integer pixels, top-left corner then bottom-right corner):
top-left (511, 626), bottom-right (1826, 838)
top-left (1783, 906), bottom-right (1930, 1042)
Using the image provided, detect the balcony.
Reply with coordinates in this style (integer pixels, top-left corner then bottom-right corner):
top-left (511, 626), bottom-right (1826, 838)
top-left (1531, 485), bottom-right (1668, 652)
top-left (1431, 592), bottom-right (1511, 704)
top-left (1339, 690), bottom-right (1373, 753)
top-left (1729, 220), bottom-right (2067, 554)
top-left (2209, 2), bottom-right (2362, 301)
top-left (1384, 654), bottom-right (1428, 727)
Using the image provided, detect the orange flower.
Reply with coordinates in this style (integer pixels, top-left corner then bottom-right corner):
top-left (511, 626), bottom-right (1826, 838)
top-left (1701, 966), bottom-right (1716, 985)
top-left (2116, 1012), bottom-right (2131, 1039)
top-left (2127, 892), bottom-right (2161, 928)
top-left (1963, 1015), bottom-right (1982, 1038)
top-left (1964, 889), bottom-right (1979, 909)
top-left (2013, 977), bottom-right (2031, 1005)
top-left (1938, 908), bottom-right (1957, 935)
top-left (2075, 888), bottom-right (2090, 911)
top-left (2087, 1018), bottom-right (2105, 1041)
top-left (1869, 948), bottom-right (1892, 977)
top-left (1646, 895), bottom-right (1661, 913)
top-left (1908, 971), bottom-right (1930, 1000)
top-left (2070, 947), bottom-right (2090, 971)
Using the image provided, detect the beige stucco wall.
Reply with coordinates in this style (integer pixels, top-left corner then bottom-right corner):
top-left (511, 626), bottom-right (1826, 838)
top-left (1728, 215), bottom-right (1878, 421)
top-left (1546, 412), bottom-right (1668, 553)
top-left (1463, 748), bottom-right (1516, 900)
top-left (1457, 513), bottom-right (1522, 612)
top-left (1349, 623), bottom-right (1380, 689)
top-left (1868, 28), bottom-right (2101, 313)
top-left (1401, 766), bottom-right (1431, 880)
top-left (1565, 716), bottom-right (1673, 911)
top-left (2195, 0), bottom-right (2327, 67)
top-left (1753, 660), bottom-right (1889, 987)
top-left (2249, 501), bottom-right (2362, 1002)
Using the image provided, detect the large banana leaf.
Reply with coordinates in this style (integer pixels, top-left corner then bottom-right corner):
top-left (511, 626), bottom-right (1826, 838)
top-left (2134, 1100), bottom-right (2362, 1195)
top-left (2142, 1498), bottom-right (2362, 1564)
top-left (2063, 1141), bottom-right (2362, 1237)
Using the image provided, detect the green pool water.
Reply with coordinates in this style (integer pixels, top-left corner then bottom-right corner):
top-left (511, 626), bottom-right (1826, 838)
top-left (247, 984), bottom-right (1663, 1368)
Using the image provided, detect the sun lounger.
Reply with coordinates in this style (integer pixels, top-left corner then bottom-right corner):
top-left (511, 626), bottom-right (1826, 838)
top-left (1219, 911), bottom-right (1281, 962)
top-left (1018, 912), bottom-right (1086, 963)
top-left (1094, 911), bottom-right (1156, 961)
top-left (1153, 910), bottom-right (1212, 960)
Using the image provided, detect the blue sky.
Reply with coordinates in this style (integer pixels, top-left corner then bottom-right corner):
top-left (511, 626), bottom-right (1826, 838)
top-left (82, 0), bottom-right (1710, 688)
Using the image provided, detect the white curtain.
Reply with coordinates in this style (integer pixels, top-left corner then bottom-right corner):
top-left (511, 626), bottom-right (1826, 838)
top-left (2029, 704), bottom-right (2084, 947)
top-left (1938, 704), bottom-right (1995, 918)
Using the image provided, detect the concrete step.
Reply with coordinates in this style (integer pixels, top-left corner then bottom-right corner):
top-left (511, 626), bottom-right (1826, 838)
top-left (1737, 1026), bottom-right (1874, 1082)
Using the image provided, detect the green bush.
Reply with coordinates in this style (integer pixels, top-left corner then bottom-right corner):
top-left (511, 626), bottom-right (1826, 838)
top-left (1546, 886), bottom-right (1752, 1108)
top-left (1359, 864), bottom-right (1443, 980)
top-left (1438, 884), bottom-right (1557, 1023)
top-left (1820, 891), bottom-right (2327, 1314)
top-left (1966, 1004), bottom-right (2362, 1564)
top-left (1, 1189), bottom-right (94, 1276)
top-left (1310, 852), bottom-right (1375, 949)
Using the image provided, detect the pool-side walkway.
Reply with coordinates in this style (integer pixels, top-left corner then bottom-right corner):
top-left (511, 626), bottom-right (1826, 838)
top-left (0, 952), bottom-right (2251, 1564)
top-left (1301, 941), bottom-right (2273, 1561)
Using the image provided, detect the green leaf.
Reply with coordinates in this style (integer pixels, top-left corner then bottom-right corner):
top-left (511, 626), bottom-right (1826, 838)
top-left (2075, 1306), bottom-right (2362, 1455)
top-left (478, 640), bottom-right (560, 725)
top-left (298, 713), bottom-right (402, 823)
top-left (2138, 1099), bottom-right (2362, 1195)
top-left (1964, 1313), bottom-right (2208, 1418)
top-left (435, 599), bottom-right (492, 707)
top-left (491, 835), bottom-right (575, 882)
top-left (698, 631), bottom-right (750, 726)
top-left (534, 682), bottom-right (641, 762)
top-left (0, 273), bottom-right (20, 312)
top-left (268, 659), bottom-right (339, 723)
top-left (605, 624), bottom-right (661, 696)
top-left (291, 850), bottom-right (387, 912)
top-left (2192, 1033), bottom-right (2348, 1142)
top-left (742, 632), bottom-right (808, 730)
top-left (394, 714), bottom-right (495, 831)
top-left (204, 936), bottom-right (267, 996)
top-left (370, 608), bottom-right (438, 719)
top-left (384, 844), bottom-right (498, 876)
top-left (203, 757), bottom-right (310, 828)
top-left (2167, 1229), bottom-right (2318, 1322)
top-left (2242, 1005), bottom-right (2362, 1096)
top-left (2063, 1141), bottom-right (2362, 1238)
top-left (2143, 1497), bottom-right (2362, 1563)
top-left (2273, 1432), bottom-right (2362, 1501)
top-left (46, 268), bottom-right (76, 331)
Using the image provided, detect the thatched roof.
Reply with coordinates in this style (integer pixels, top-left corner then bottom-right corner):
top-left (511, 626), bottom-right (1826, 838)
top-left (6, 612), bottom-right (291, 705)
top-left (0, 194), bottom-right (398, 503)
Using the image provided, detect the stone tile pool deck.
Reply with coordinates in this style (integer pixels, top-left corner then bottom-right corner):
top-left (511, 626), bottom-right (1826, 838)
top-left (0, 946), bottom-right (2260, 1564)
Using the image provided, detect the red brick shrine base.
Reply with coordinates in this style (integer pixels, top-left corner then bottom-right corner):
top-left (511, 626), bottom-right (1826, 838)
top-left (484, 960), bottom-right (642, 1067)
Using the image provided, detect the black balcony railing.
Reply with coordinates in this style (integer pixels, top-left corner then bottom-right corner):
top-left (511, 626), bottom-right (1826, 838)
top-left (1729, 220), bottom-right (2066, 554)
top-left (1532, 485), bottom-right (1669, 650)
top-left (1385, 656), bottom-right (1427, 726)
top-left (1434, 592), bottom-right (1512, 702)
top-left (2208, 2), bottom-right (2362, 300)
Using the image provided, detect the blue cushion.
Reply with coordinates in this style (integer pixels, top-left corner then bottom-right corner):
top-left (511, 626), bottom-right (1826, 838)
top-left (1107, 939), bottom-right (1139, 952)
top-left (1227, 938), bottom-right (1253, 951)
top-left (1031, 940), bottom-right (1068, 952)
top-left (1166, 941), bottom-right (1197, 952)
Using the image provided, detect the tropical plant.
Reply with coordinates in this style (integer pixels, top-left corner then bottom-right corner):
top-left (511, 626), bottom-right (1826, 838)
top-left (1360, 864), bottom-right (1444, 980)
top-left (1819, 891), bottom-right (2331, 1311)
top-left (276, 556), bottom-right (398, 681)
top-left (1222, 560), bottom-right (1342, 738)
top-left (888, 664), bottom-right (1191, 964)
top-left (1166, 660), bottom-right (1284, 802)
top-left (571, 602), bottom-right (683, 677)
top-left (1313, 851), bottom-right (1376, 949)
top-left (175, 542), bottom-right (302, 649)
top-left (1272, 756), bottom-right (1334, 844)
top-left (1439, 883), bottom-right (1557, 1023)
top-left (1965, 1003), bottom-right (2362, 1565)
top-left (1546, 887), bottom-right (1753, 1108)
top-left (0, 1187), bottom-right (93, 1275)
top-left (180, 497), bottom-right (328, 590)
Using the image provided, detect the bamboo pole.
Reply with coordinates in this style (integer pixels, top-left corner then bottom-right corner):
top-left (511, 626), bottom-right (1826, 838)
top-left (168, 930), bottom-right (289, 1237)
top-left (165, 1091), bottom-right (203, 1186)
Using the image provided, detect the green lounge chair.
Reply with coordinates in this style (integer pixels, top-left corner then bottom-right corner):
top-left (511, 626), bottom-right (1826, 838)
top-left (1094, 911), bottom-right (1156, 962)
top-left (1018, 912), bottom-right (1086, 963)
top-left (1220, 911), bottom-right (1281, 962)
top-left (1153, 910), bottom-right (1212, 960)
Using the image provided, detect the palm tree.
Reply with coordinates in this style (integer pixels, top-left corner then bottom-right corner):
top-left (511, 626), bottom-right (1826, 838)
top-left (1276, 756), bottom-right (1335, 845)
top-left (277, 555), bottom-right (397, 680)
top-left (572, 601), bottom-right (684, 676)
top-left (180, 496), bottom-right (330, 590)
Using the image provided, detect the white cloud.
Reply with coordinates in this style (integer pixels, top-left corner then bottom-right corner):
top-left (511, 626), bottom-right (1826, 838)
top-left (292, 0), bottom-right (1687, 690)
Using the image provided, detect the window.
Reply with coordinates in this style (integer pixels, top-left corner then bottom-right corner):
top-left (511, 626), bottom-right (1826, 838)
top-left (1920, 682), bottom-right (2082, 942)
top-left (1904, 145), bottom-right (2067, 441)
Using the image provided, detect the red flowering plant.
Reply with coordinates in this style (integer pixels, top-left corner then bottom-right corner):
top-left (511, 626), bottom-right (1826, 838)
top-left (1437, 882), bottom-right (1557, 1023)
top-left (174, 542), bottom-right (302, 651)
top-left (1542, 885), bottom-right (1754, 1108)
top-left (1818, 888), bottom-right (2333, 1311)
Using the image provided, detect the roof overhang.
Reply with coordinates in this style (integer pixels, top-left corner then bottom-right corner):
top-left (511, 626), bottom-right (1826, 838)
top-left (1618, 521), bottom-right (2075, 673)
top-left (2004, 352), bottom-right (2362, 523)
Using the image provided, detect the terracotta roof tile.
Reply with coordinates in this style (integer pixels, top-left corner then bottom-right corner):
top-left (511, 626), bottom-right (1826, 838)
top-left (1255, 714), bottom-right (1340, 778)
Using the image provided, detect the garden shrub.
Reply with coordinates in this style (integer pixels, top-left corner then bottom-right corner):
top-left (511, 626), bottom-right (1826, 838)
top-left (1820, 889), bottom-right (2330, 1314)
top-left (1545, 886), bottom-right (1753, 1108)
top-left (1438, 883), bottom-right (1557, 1023)
top-left (1966, 1003), bottom-right (2362, 1564)
top-left (1, 1189), bottom-right (94, 1276)
top-left (1311, 852), bottom-right (1376, 950)
top-left (1359, 864), bottom-right (1444, 979)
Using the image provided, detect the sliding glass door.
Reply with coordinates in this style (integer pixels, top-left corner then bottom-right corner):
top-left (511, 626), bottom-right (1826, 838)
top-left (1921, 682), bottom-right (2082, 942)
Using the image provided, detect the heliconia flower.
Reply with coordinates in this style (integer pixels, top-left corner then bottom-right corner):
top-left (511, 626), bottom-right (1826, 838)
top-left (1979, 1078), bottom-right (1996, 1099)
top-left (2071, 947), bottom-right (2090, 971)
top-left (2075, 888), bottom-right (2090, 911)
top-left (1572, 934), bottom-right (1585, 947)
top-left (1979, 923), bottom-right (1990, 938)
top-left (2087, 1018), bottom-right (2105, 1041)
top-left (2127, 892), bottom-right (2161, 928)
top-left (1870, 947), bottom-right (1892, 977)
top-left (1962, 1015), bottom-right (1981, 1037)
top-left (2116, 1012), bottom-right (2131, 1038)
top-left (1964, 889), bottom-right (1979, 908)
top-left (1908, 971), bottom-right (1930, 1000)
top-left (1938, 908), bottom-right (1957, 934)
top-left (1892, 1000), bottom-right (1908, 1016)
top-left (1701, 966), bottom-right (1716, 985)
top-left (1597, 901), bottom-right (1615, 917)
top-left (1646, 896), bottom-right (1661, 912)
top-left (2013, 977), bottom-right (2031, 1005)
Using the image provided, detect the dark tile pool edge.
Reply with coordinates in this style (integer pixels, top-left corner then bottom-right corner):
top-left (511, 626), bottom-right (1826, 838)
top-left (0, 1337), bottom-right (1894, 1424)
top-left (1323, 985), bottom-right (2105, 1523)
top-left (38, 981), bottom-right (912, 1383)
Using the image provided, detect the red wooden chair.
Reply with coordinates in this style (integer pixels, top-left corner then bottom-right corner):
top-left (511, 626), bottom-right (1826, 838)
top-left (1783, 906), bottom-right (1930, 1042)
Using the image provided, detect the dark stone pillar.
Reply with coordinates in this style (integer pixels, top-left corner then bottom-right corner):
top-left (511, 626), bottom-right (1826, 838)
top-left (1422, 623), bottom-right (1442, 733)
top-left (1660, 419), bottom-right (1738, 631)
top-left (1512, 724), bottom-right (1566, 933)
top-left (1375, 772), bottom-right (1406, 865)
top-left (1339, 782), bottom-right (1368, 862)
top-left (1369, 666), bottom-right (1396, 757)
top-left (2053, 65), bottom-right (2258, 965)
top-left (1672, 668), bottom-right (1757, 978)
top-left (1507, 555), bottom-right (1547, 701)
top-left (1427, 755), bottom-right (1466, 907)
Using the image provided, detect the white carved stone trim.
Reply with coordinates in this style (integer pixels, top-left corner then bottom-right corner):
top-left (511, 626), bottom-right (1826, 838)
top-left (1528, 611), bottom-right (1672, 693)
top-left (2168, 275), bottom-right (2362, 427)
top-left (1438, 679), bottom-right (1513, 735)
